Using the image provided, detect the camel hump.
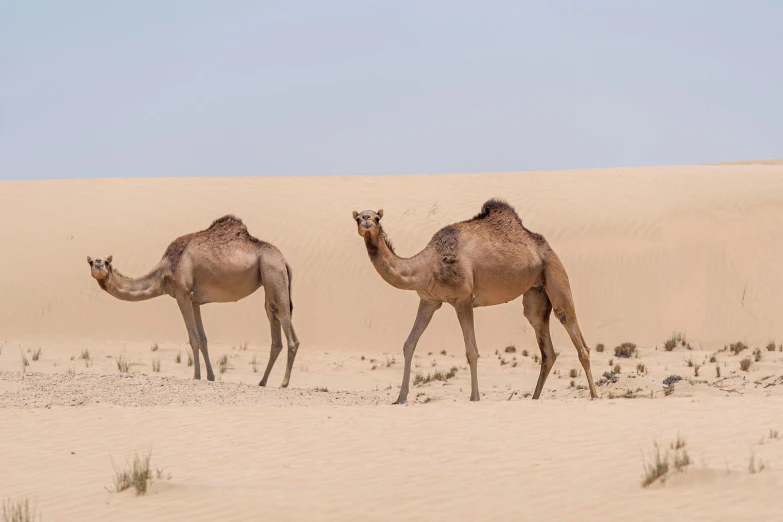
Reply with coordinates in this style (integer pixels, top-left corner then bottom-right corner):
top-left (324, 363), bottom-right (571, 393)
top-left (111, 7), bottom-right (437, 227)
top-left (207, 215), bottom-right (246, 230)
top-left (470, 198), bottom-right (521, 221)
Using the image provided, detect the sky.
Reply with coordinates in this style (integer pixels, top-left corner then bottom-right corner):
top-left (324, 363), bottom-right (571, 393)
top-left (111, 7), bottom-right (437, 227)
top-left (1, 1), bottom-right (781, 180)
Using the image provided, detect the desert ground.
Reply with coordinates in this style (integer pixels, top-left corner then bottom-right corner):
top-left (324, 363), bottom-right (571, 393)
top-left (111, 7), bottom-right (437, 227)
top-left (1, 163), bottom-right (783, 520)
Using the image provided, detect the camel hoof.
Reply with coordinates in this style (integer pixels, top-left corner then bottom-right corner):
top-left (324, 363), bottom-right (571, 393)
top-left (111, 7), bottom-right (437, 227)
top-left (280, 381), bottom-right (289, 388)
top-left (470, 395), bottom-right (480, 402)
top-left (392, 398), bottom-right (407, 405)
top-left (259, 381), bottom-right (267, 387)
top-left (206, 375), bottom-right (215, 382)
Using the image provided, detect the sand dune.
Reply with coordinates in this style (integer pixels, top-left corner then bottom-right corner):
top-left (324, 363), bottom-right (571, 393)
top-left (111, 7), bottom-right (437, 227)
top-left (1, 164), bottom-right (783, 520)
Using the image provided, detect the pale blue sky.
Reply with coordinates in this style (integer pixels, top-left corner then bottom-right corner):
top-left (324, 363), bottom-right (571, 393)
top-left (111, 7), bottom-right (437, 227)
top-left (1, 1), bottom-right (781, 180)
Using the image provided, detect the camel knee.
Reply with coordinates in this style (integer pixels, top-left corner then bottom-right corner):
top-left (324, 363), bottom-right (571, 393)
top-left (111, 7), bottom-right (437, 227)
top-left (466, 350), bottom-right (478, 365)
top-left (403, 341), bottom-right (416, 359)
top-left (288, 341), bottom-right (299, 355)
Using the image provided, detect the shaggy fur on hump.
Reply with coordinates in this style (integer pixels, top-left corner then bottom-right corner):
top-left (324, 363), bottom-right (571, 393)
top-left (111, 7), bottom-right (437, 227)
top-left (469, 198), bottom-right (545, 243)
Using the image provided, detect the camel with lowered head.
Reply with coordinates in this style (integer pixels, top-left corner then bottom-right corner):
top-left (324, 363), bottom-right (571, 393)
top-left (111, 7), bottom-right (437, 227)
top-left (353, 199), bottom-right (598, 403)
top-left (87, 215), bottom-right (299, 387)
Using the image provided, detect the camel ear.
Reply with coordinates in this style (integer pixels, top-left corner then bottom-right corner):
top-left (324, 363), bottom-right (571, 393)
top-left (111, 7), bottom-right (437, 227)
top-left (352, 211), bottom-right (359, 220)
top-left (87, 256), bottom-right (93, 266)
top-left (106, 255), bottom-right (113, 264)
top-left (377, 209), bottom-right (383, 219)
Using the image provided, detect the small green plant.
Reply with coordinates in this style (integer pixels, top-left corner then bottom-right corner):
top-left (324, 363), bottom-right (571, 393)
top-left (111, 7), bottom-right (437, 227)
top-left (116, 351), bottom-right (130, 373)
top-left (522, 349), bottom-right (529, 357)
top-left (2, 497), bottom-right (40, 522)
top-left (414, 366), bottom-right (458, 385)
top-left (569, 380), bottom-right (575, 388)
top-left (716, 365), bottom-right (721, 378)
top-left (608, 358), bottom-right (613, 367)
top-left (753, 348), bottom-right (762, 362)
top-left (152, 359), bottom-right (161, 373)
top-left (767, 341), bottom-right (777, 352)
top-left (315, 386), bottom-right (329, 392)
top-left (187, 351), bottom-right (193, 367)
top-left (686, 357), bottom-right (694, 367)
top-left (693, 364), bottom-right (700, 377)
top-left (614, 342), bottom-right (636, 358)
top-left (20, 350), bottom-right (29, 369)
top-left (440, 349), bottom-right (447, 356)
top-left (504, 345), bottom-right (516, 353)
top-left (641, 442), bottom-right (669, 487)
top-left (112, 452), bottom-right (155, 496)
top-left (595, 343), bottom-right (605, 353)
top-left (79, 348), bottom-right (91, 360)
top-left (709, 354), bottom-right (717, 363)
top-left (250, 355), bottom-right (258, 373)
top-left (642, 437), bottom-right (690, 487)
top-left (31, 348), bottom-right (42, 361)
top-left (175, 351), bottom-right (181, 364)
top-left (612, 364), bottom-right (621, 374)
top-left (748, 454), bottom-right (766, 474)
top-left (740, 357), bottom-right (752, 372)
top-left (636, 363), bottom-right (646, 374)
top-left (218, 354), bottom-right (230, 374)
top-left (569, 368), bottom-right (578, 378)
top-left (150, 343), bottom-right (159, 352)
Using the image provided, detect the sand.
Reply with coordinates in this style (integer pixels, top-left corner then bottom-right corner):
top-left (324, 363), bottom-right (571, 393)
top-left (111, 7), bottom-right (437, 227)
top-left (1, 164), bottom-right (783, 520)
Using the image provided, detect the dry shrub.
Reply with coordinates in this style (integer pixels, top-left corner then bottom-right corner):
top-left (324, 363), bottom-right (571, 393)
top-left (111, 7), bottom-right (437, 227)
top-left (595, 343), bottom-right (605, 353)
top-left (728, 341), bottom-right (748, 355)
top-left (504, 345), bottom-right (516, 353)
top-left (740, 357), bottom-right (752, 372)
top-left (614, 342), bottom-right (637, 358)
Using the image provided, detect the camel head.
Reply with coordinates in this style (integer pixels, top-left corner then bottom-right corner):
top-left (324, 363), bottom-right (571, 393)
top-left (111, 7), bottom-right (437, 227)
top-left (352, 209), bottom-right (383, 240)
top-left (87, 255), bottom-right (113, 281)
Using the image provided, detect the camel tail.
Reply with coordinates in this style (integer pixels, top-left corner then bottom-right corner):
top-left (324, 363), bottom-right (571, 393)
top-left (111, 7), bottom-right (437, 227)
top-left (285, 262), bottom-right (294, 316)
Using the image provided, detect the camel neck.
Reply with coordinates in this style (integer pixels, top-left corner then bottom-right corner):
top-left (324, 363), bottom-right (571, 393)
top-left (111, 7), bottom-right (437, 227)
top-left (101, 262), bottom-right (167, 301)
top-left (364, 229), bottom-right (427, 291)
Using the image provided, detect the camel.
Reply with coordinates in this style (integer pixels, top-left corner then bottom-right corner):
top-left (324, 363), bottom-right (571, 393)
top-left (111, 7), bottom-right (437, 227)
top-left (353, 199), bottom-right (598, 403)
top-left (87, 215), bottom-right (299, 387)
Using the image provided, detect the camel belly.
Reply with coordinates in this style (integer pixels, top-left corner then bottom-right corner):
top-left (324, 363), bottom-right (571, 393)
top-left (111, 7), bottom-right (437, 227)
top-left (471, 268), bottom-right (543, 307)
top-left (190, 267), bottom-right (262, 304)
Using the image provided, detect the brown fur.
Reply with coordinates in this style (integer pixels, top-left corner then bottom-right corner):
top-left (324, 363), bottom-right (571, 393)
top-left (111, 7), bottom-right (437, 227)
top-left (353, 199), bottom-right (598, 403)
top-left (88, 215), bottom-right (299, 387)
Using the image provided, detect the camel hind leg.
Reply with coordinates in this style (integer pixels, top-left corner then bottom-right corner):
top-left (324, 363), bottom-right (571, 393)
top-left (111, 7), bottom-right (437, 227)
top-left (544, 254), bottom-right (599, 399)
top-left (523, 288), bottom-right (556, 399)
top-left (260, 261), bottom-right (299, 388)
top-left (192, 303), bottom-right (215, 381)
top-left (259, 297), bottom-right (283, 387)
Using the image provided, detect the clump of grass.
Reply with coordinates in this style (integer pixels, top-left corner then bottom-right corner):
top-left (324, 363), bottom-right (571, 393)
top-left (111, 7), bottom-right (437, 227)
top-left (612, 364), bottom-right (621, 374)
top-left (728, 341), bottom-right (747, 355)
top-left (642, 437), bottom-right (690, 487)
top-left (385, 355), bottom-right (395, 367)
top-left (315, 386), bottom-right (329, 392)
top-left (20, 350), bottom-right (29, 369)
top-left (116, 350), bottom-right (130, 373)
top-left (739, 357), bottom-right (752, 372)
top-left (504, 345), bottom-right (516, 353)
top-left (522, 349), bottom-right (529, 357)
top-left (2, 497), bottom-right (40, 522)
top-left (767, 341), bottom-right (777, 352)
top-left (238, 342), bottom-right (248, 351)
top-left (664, 332), bottom-right (687, 351)
top-left (569, 380), bottom-right (575, 388)
top-left (150, 343), bottom-right (159, 352)
top-left (636, 363), bottom-right (646, 375)
top-left (79, 348), bottom-right (91, 360)
top-left (532, 354), bottom-right (539, 363)
top-left (175, 351), bottom-right (181, 364)
top-left (112, 453), bottom-right (155, 496)
top-left (152, 359), bottom-right (161, 373)
top-left (693, 364), bottom-right (700, 377)
top-left (748, 454), bottom-right (766, 474)
top-left (414, 366), bottom-right (458, 385)
top-left (709, 354), bottom-right (717, 363)
top-left (595, 343), bottom-right (605, 353)
top-left (569, 368), bottom-right (578, 378)
top-left (608, 358), bottom-right (613, 367)
top-left (250, 355), bottom-right (258, 373)
top-left (67, 366), bottom-right (75, 376)
top-left (753, 348), bottom-right (762, 362)
top-left (187, 351), bottom-right (193, 367)
top-left (440, 349), bottom-right (447, 356)
top-left (769, 429), bottom-right (779, 439)
top-left (641, 443), bottom-right (669, 487)
top-left (31, 348), bottom-right (42, 361)
top-left (218, 354), bottom-right (230, 374)
top-left (614, 342), bottom-right (636, 358)
top-left (716, 365), bottom-right (721, 378)
top-left (686, 357), bottom-right (694, 367)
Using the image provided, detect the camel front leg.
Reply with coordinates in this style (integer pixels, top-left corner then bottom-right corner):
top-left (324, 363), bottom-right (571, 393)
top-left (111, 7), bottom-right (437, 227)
top-left (455, 300), bottom-right (480, 402)
top-left (176, 296), bottom-right (202, 380)
top-left (523, 289), bottom-right (556, 399)
top-left (192, 303), bottom-right (215, 381)
top-left (395, 299), bottom-right (441, 405)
